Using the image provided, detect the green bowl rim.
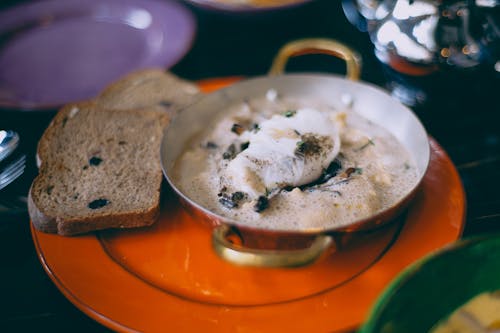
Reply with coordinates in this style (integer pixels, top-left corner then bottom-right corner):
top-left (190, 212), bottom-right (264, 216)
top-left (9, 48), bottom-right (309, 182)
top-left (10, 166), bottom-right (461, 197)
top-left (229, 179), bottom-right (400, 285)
top-left (359, 233), bottom-right (500, 333)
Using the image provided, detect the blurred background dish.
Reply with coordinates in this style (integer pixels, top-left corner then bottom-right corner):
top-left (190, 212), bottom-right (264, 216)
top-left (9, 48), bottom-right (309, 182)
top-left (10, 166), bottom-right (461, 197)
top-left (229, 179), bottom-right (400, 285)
top-left (0, 0), bottom-right (196, 111)
top-left (182, 0), bottom-right (314, 12)
top-left (341, 0), bottom-right (500, 106)
top-left (360, 234), bottom-right (500, 333)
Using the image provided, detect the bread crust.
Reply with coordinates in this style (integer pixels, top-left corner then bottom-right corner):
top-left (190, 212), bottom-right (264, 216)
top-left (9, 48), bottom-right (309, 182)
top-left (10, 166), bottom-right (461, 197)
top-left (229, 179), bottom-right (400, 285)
top-left (29, 186), bottom-right (160, 236)
top-left (28, 186), bottom-right (58, 234)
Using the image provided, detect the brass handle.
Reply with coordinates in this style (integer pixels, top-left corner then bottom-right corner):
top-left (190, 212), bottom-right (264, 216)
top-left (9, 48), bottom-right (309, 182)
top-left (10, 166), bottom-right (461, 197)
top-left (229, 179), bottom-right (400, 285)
top-left (212, 225), bottom-right (334, 267)
top-left (269, 38), bottom-right (362, 81)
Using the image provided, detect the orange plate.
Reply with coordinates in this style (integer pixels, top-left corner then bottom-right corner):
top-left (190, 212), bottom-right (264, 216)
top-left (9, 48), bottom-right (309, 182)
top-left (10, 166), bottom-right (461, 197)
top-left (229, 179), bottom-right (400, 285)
top-left (31, 78), bottom-right (466, 333)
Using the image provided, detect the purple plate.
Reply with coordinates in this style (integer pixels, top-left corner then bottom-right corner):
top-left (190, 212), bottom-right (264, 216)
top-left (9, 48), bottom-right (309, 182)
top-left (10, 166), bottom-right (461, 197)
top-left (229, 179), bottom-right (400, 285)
top-left (183, 0), bottom-right (314, 12)
top-left (0, 0), bottom-right (196, 111)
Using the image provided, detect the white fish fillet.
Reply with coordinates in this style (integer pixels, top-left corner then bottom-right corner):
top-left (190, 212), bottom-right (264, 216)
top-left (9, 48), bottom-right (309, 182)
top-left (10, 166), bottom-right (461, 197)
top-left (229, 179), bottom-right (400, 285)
top-left (225, 108), bottom-right (341, 198)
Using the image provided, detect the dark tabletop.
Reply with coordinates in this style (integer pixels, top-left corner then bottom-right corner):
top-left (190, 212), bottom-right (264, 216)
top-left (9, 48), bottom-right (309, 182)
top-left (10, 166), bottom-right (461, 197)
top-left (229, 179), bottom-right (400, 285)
top-left (1, 0), bottom-right (499, 332)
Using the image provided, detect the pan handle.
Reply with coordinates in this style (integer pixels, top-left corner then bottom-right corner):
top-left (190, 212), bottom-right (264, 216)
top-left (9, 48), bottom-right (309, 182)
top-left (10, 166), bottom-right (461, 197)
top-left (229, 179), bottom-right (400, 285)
top-left (268, 38), bottom-right (361, 81)
top-left (212, 225), bottom-right (335, 267)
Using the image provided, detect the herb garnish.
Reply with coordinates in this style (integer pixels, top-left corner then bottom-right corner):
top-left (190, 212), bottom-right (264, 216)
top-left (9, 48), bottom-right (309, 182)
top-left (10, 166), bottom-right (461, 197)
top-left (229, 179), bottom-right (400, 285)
top-left (231, 123), bottom-right (245, 135)
top-left (222, 144), bottom-right (237, 160)
top-left (283, 110), bottom-right (296, 118)
top-left (219, 195), bottom-right (237, 209)
top-left (240, 141), bottom-right (249, 151)
top-left (297, 158), bottom-right (342, 189)
top-left (355, 139), bottom-right (375, 151)
top-left (295, 141), bottom-right (305, 155)
top-left (217, 186), bottom-right (228, 197)
top-left (294, 134), bottom-right (329, 158)
top-left (231, 191), bottom-right (245, 202)
top-left (254, 196), bottom-right (269, 212)
top-left (205, 141), bottom-right (218, 149)
top-left (218, 191), bottom-right (247, 209)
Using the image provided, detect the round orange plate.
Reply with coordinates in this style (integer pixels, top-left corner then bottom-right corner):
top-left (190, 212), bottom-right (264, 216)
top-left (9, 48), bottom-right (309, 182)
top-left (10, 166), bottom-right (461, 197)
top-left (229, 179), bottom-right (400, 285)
top-left (31, 78), bottom-right (466, 333)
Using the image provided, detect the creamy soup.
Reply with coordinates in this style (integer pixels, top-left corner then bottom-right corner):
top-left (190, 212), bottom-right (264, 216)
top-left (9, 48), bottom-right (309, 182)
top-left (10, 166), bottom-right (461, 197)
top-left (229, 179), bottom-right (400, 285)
top-left (174, 89), bottom-right (419, 231)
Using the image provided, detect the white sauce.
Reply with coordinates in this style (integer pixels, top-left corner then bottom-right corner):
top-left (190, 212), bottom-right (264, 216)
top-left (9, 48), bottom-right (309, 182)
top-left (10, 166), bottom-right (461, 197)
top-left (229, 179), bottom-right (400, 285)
top-left (174, 91), bottom-right (419, 231)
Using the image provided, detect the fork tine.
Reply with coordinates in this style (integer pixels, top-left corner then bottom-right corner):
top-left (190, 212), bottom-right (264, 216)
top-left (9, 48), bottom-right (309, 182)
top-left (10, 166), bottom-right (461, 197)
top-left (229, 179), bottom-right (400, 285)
top-left (0, 167), bottom-right (25, 190)
top-left (0, 163), bottom-right (25, 184)
top-left (1, 154), bottom-right (25, 171)
top-left (0, 157), bottom-right (26, 179)
top-left (0, 168), bottom-right (24, 188)
top-left (0, 155), bottom-right (26, 180)
top-left (0, 155), bottom-right (26, 191)
top-left (2, 162), bottom-right (25, 180)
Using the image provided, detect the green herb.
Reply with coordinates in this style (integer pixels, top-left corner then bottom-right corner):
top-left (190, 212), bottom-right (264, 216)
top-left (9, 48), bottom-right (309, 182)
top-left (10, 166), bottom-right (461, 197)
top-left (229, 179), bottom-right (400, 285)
top-left (231, 191), bottom-right (245, 202)
top-left (294, 134), bottom-right (326, 158)
top-left (355, 139), bottom-right (375, 151)
top-left (283, 110), bottom-right (296, 118)
top-left (222, 144), bottom-right (237, 160)
top-left (240, 141), bottom-right (249, 151)
top-left (295, 140), bottom-right (305, 153)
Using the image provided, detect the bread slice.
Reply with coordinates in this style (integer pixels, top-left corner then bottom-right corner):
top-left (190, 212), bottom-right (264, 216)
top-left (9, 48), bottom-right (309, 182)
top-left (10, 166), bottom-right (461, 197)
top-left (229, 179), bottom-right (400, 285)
top-left (28, 102), bottom-right (170, 235)
top-left (96, 69), bottom-right (200, 113)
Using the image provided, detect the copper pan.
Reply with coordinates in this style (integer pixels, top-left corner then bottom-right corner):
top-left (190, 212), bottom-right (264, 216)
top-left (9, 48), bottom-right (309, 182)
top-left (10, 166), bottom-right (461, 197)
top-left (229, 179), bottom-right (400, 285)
top-left (161, 39), bottom-right (430, 267)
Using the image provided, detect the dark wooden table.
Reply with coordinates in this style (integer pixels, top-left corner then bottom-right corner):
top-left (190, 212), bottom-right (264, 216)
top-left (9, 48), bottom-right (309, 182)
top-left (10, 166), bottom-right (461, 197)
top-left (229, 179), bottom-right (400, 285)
top-left (1, 0), bottom-right (499, 332)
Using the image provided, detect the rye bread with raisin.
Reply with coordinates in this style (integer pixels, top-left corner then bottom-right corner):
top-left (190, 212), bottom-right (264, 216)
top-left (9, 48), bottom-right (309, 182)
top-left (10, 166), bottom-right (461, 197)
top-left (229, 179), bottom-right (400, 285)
top-left (96, 69), bottom-right (200, 114)
top-left (28, 102), bottom-right (170, 235)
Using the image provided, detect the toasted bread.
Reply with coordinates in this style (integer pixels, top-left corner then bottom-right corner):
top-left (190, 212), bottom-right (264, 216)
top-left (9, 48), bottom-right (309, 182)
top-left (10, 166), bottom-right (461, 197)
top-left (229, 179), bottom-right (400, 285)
top-left (29, 69), bottom-right (200, 235)
top-left (97, 69), bottom-right (200, 113)
top-left (28, 102), bottom-right (170, 235)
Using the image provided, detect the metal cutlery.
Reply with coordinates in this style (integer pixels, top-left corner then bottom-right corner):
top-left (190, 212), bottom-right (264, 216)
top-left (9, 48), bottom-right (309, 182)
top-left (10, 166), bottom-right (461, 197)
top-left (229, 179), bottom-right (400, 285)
top-left (0, 130), bottom-right (20, 162)
top-left (0, 154), bottom-right (26, 191)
